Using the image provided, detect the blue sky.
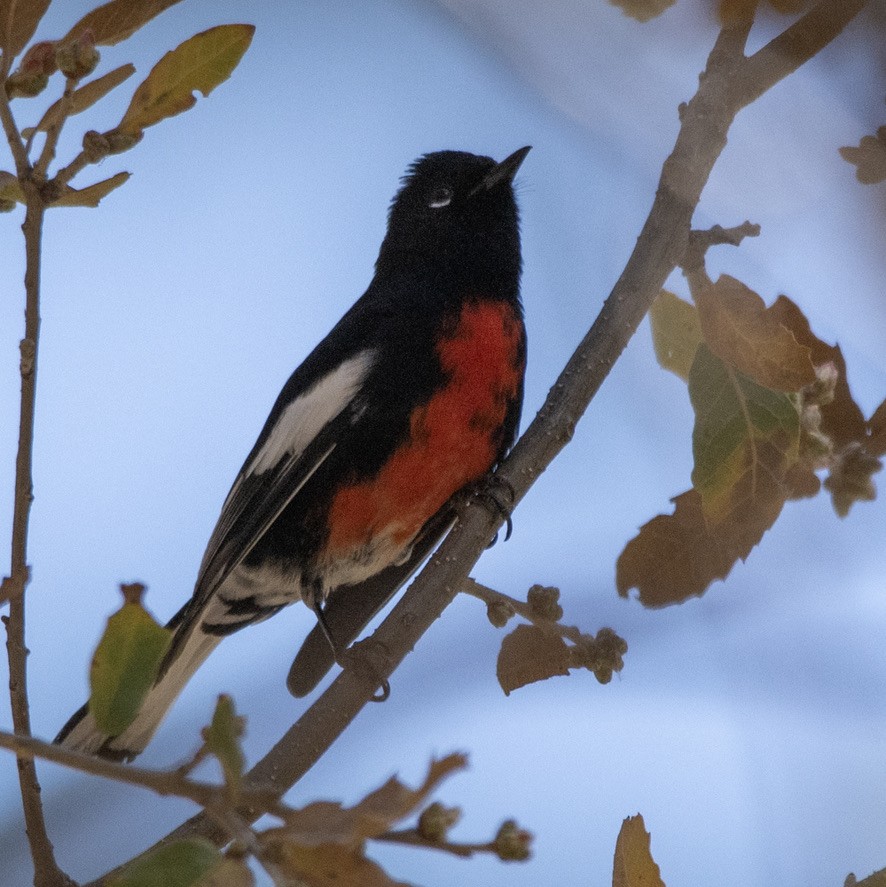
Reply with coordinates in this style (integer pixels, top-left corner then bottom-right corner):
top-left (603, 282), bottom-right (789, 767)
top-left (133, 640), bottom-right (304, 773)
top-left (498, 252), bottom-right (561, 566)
top-left (1, 1), bottom-right (884, 885)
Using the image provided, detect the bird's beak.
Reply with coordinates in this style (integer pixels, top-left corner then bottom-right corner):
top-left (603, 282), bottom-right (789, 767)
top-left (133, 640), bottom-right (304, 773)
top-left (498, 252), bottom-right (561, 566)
top-left (469, 145), bottom-right (531, 197)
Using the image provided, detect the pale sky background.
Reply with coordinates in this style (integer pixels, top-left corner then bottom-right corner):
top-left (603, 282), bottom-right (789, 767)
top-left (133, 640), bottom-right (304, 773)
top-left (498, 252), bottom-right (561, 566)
top-left (1, 1), bottom-right (885, 885)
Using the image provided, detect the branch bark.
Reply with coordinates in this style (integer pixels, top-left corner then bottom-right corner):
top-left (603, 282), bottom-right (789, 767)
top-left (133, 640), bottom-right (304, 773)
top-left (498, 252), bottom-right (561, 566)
top-left (4, 196), bottom-right (73, 886)
top-left (81, 1), bottom-right (867, 881)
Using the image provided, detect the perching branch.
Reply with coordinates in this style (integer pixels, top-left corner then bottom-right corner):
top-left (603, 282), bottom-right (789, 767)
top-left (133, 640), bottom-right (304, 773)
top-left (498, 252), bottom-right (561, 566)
top-left (86, 1), bottom-right (868, 881)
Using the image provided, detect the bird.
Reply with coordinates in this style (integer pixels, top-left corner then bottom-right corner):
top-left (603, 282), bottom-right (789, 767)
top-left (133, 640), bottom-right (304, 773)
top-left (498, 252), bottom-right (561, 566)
top-left (56, 146), bottom-right (530, 760)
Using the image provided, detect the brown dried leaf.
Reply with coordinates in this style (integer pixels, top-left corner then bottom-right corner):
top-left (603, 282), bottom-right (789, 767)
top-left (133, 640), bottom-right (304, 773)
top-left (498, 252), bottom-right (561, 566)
top-left (613, 815), bottom-right (666, 887)
top-left (0, 0), bottom-right (51, 57)
top-left (695, 275), bottom-right (815, 391)
top-left (616, 488), bottom-right (782, 606)
top-left (51, 171), bottom-right (130, 207)
top-left (497, 623), bottom-right (571, 695)
top-left (25, 64), bottom-right (135, 138)
top-left (262, 842), bottom-right (409, 887)
top-left (824, 442), bottom-right (882, 517)
top-left (867, 399), bottom-right (886, 458)
top-left (273, 754), bottom-right (467, 847)
top-left (768, 295), bottom-right (867, 449)
top-left (118, 24), bottom-right (254, 134)
top-left (839, 127), bottom-right (886, 185)
top-left (62, 0), bottom-right (183, 47)
top-left (649, 289), bottom-right (701, 381)
top-left (608, 0), bottom-right (676, 22)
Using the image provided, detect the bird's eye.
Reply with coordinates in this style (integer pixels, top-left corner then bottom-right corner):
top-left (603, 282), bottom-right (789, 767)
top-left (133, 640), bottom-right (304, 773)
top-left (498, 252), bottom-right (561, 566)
top-left (428, 187), bottom-right (453, 209)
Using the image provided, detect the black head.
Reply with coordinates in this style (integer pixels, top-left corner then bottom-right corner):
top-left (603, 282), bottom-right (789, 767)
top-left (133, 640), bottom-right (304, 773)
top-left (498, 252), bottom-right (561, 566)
top-left (376, 147), bottom-right (530, 295)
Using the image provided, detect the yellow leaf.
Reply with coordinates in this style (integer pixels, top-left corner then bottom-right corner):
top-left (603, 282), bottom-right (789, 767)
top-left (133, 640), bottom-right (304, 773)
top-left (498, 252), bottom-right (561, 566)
top-left (649, 289), bottom-right (701, 382)
top-left (0, 169), bottom-right (24, 202)
top-left (109, 839), bottom-right (223, 887)
top-left (695, 275), bottom-right (815, 391)
top-left (613, 815), bottom-right (666, 887)
top-left (89, 582), bottom-right (172, 736)
top-left (0, 0), bottom-right (51, 57)
top-left (51, 171), bottom-right (130, 207)
top-left (497, 623), bottom-right (570, 695)
top-left (25, 64), bottom-right (135, 138)
top-left (118, 24), bottom-right (254, 135)
top-left (202, 694), bottom-right (246, 796)
top-left (62, 0), bottom-right (183, 47)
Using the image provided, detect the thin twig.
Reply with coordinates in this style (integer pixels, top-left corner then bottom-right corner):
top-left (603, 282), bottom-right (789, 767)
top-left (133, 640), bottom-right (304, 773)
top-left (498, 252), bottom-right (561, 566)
top-left (0, 729), bottom-right (286, 817)
top-left (374, 828), bottom-right (493, 859)
top-left (0, 63), bottom-right (31, 178)
top-left (462, 577), bottom-right (584, 644)
top-left (33, 78), bottom-right (77, 181)
top-left (87, 2), bottom-right (867, 881)
top-left (4, 192), bottom-right (71, 885)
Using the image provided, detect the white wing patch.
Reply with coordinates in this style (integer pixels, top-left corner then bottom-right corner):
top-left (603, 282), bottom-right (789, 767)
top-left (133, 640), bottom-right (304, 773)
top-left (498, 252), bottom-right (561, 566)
top-left (248, 350), bottom-right (375, 476)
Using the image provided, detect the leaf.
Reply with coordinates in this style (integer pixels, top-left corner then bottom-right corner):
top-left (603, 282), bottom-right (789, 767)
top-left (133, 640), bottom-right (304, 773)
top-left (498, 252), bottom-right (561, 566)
top-left (768, 295), bottom-right (867, 450)
top-left (868, 399), bottom-right (886, 458)
top-left (0, 169), bottom-right (24, 202)
top-left (824, 442), bottom-right (882, 518)
top-left (497, 623), bottom-right (571, 695)
top-left (850, 866), bottom-right (886, 887)
top-left (51, 171), bottom-right (130, 207)
top-left (607, 0), bottom-right (676, 22)
top-left (89, 582), bottom-right (172, 736)
top-left (689, 344), bottom-right (799, 524)
top-left (274, 754), bottom-right (467, 847)
top-left (202, 694), bottom-right (246, 795)
top-left (695, 275), bottom-right (815, 391)
top-left (24, 64), bottom-right (136, 138)
top-left (0, 0), bottom-right (51, 57)
top-left (109, 839), bottom-right (223, 887)
top-left (261, 756), bottom-right (465, 887)
top-left (62, 0), bottom-right (184, 47)
top-left (195, 858), bottom-right (254, 887)
top-left (649, 289), bottom-right (702, 381)
top-left (613, 815), bottom-right (666, 887)
top-left (118, 24), bottom-right (254, 135)
top-left (263, 843), bottom-right (409, 887)
top-left (840, 127), bottom-right (886, 185)
top-left (616, 488), bottom-right (782, 606)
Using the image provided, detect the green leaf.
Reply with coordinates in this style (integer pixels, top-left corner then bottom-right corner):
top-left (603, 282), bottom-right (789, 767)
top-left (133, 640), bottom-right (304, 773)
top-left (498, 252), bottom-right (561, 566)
top-left (0, 0), bottom-right (52, 57)
top-left (118, 24), bottom-right (254, 135)
top-left (24, 64), bottom-right (136, 138)
top-left (202, 694), bottom-right (246, 795)
top-left (89, 583), bottom-right (172, 736)
top-left (109, 839), bottom-right (222, 887)
top-left (62, 0), bottom-right (184, 47)
top-left (689, 344), bottom-right (799, 523)
top-left (649, 289), bottom-right (701, 381)
top-left (0, 169), bottom-right (24, 203)
top-left (51, 171), bottom-right (130, 207)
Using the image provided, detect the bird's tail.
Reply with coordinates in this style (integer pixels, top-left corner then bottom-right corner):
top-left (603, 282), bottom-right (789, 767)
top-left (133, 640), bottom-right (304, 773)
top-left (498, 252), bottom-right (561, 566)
top-left (55, 604), bottom-right (220, 761)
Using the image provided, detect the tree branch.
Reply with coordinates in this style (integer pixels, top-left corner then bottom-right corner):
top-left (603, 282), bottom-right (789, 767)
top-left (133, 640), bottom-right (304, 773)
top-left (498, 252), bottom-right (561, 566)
top-left (736, 0), bottom-right (868, 107)
top-left (4, 195), bottom-right (72, 887)
top-left (0, 729), bottom-right (286, 818)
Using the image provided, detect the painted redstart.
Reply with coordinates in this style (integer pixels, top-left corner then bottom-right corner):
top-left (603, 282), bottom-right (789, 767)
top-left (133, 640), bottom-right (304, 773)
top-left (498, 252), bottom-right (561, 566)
top-left (56, 146), bottom-right (530, 760)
